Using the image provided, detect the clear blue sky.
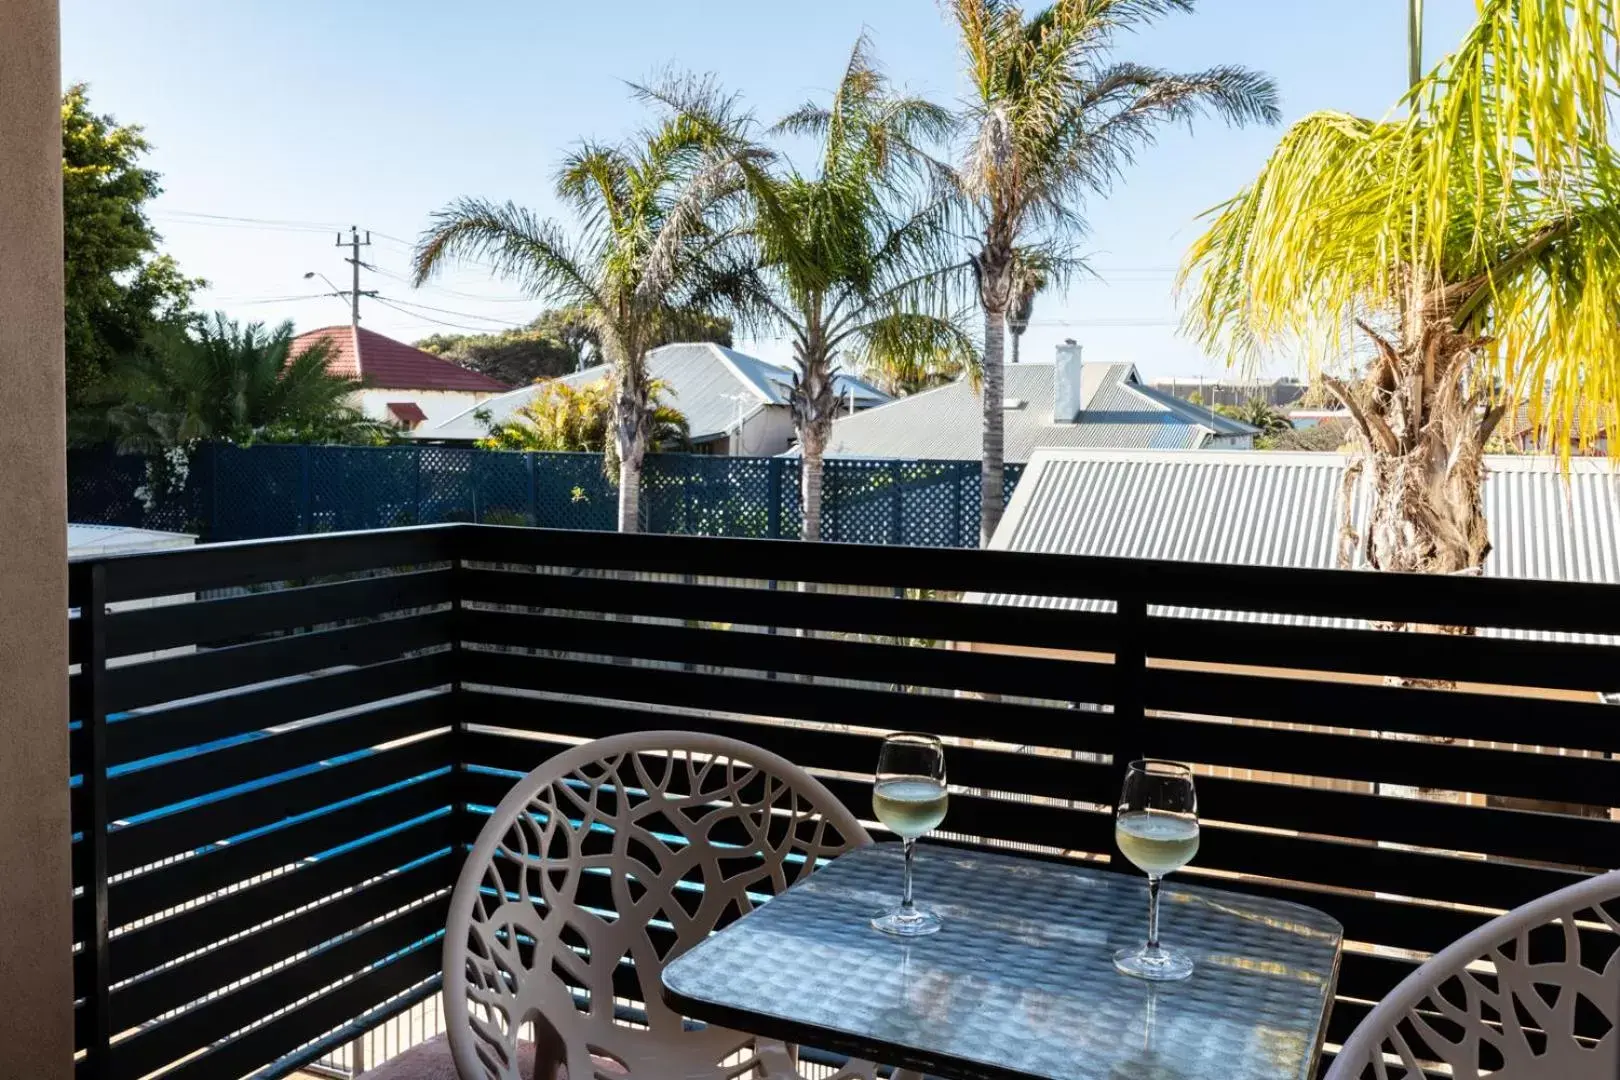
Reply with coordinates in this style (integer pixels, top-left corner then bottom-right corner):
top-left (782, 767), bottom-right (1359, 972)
top-left (61, 0), bottom-right (1477, 379)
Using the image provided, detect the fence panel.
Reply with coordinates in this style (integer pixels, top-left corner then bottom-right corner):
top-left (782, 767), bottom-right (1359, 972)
top-left (69, 444), bottom-right (1023, 548)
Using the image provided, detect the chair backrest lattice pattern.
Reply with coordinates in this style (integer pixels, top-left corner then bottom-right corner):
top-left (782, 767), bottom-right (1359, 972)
top-left (444, 732), bottom-right (874, 1080)
top-left (1329, 870), bottom-right (1620, 1080)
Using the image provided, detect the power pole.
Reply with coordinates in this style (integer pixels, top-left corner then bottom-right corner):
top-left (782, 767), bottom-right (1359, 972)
top-left (337, 225), bottom-right (375, 327)
top-left (1407, 0), bottom-right (1424, 90)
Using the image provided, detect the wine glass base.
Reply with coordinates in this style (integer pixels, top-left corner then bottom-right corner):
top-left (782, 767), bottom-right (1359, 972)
top-left (872, 906), bottom-right (942, 936)
top-left (1113, 944), bottom-right (1194, 981)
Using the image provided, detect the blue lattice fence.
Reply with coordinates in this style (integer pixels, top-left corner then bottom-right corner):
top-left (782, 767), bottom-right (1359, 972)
top-left (69, 444), bottom-right (1023, 547)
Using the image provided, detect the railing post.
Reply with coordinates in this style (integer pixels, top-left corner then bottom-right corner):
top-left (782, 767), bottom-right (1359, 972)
top-left (81, 562), bottom-right (112, 1075)
top-left (413, 444), bottom-right (424, 526)
top-left (298, 444), bottom-right (312, 533)
top-left (527, 452), bottom-right (538, 527)
top-left (890, 461), bottom-right (904, 544)
top-left (448, 545), bottom-right (476, 858)
top-left (767, 458), bottom-right (782, 539)
top-left (1112, 591), bottom-right (1149, 784)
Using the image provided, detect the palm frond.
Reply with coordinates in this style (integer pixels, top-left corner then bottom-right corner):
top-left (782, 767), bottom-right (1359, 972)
top-left (413, 198), bottom-right (606, 313)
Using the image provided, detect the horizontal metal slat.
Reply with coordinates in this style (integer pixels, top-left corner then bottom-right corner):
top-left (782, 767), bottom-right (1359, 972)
top-left (1147, 665), bottom-right (1620, 754)
top-left (108, 773), bottom-right (455, 929)
top-left (460, 608), bottom-right (1115, 703)
top-left (465, 702), bottom-right (1117, 809)
top-left (1142, 713), bottom-right (1620, 810)
top-left (459, 566), bottom-right (1122, 653)
top-left (108, 898), bottom-right (445, 1080)
top-left (463, 525), bottom-right (1620, 636)
top-left (101, 650), bottom-right (454, 768)
top-left (1192, 774), bottom-right (1620, 870)
top-left (111, 855), bottom-right (450, 1033)
top-left (107, 693), bottom-right (447, 822)
top-left (109, 812), bottom-right (453, 985)
top-left (1147, 616), bottom-right (1620, 693)
top-left (108, 737), bottom-right (449, 875)
top-left (87, 526), bottom-right (456, 603)
top-left (104, 610), bottom-right (452, 713)
top-left (105, 566), bottom-right (456, 657)
top-left (463, 651), bottom-right (1117, 757)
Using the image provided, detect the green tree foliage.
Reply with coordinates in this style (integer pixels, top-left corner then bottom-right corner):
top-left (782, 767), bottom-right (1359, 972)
top-left (73, 314), bottom-right (393, 452)
top-left (61, 84), bottom-right (201, 406)
top-left (476, 378), bottom-right (688, 453)
top-left (414, 323), bottom-right (580, 386)
top-left (667, 37), bottom-right (971, 540)
top-left (1216, 398), bottom-right (1293, 440)
top-left (949, 0), bottom-right (1280, 543)
top-left (413, 86), bottom-right (757, 532)
top-left (416, 306), bottom-right (733, 386)
top-left (1183, 0), bottom-right (1620, 574)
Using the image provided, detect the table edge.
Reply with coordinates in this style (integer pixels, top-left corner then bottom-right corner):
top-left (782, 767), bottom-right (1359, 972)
top-left (659, 845), bottom-right (1350, 1080)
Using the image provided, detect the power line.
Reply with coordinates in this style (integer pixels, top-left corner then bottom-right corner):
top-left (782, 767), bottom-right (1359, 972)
top-left (376, 294), bottom-right (535, 327)
top-left (366, 261), bottom-right (538, 303)
top-left (372, 296), bottom-right (528, 333)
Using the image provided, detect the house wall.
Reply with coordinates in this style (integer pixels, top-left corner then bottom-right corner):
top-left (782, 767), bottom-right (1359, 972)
top-left (353, 388), bottom-right (504, 430)
top-left (730, 405), bottom-right (797, 457)
top-left (0, 0), bottom-right (75, 1073)
top-left (1208, 433), bottom-right (1256, 449)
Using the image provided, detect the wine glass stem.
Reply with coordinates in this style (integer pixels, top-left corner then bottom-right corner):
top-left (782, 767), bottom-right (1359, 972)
top-left (1146, 875), bottom-right (1162, 954)
top-left (901, 838), bottom-right (916, 913)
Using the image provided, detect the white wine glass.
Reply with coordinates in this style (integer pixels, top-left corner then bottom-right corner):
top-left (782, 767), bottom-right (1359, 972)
top-left (1113, 759), bottom-right (1199, 981)
top-left (871, 733), bottom-right (947, 936)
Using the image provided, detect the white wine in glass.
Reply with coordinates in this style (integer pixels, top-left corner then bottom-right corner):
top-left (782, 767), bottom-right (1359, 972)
top-left (1113, 760), bottom-right (1199, 981)
top-left (871, 733), bottom-right (947, 936)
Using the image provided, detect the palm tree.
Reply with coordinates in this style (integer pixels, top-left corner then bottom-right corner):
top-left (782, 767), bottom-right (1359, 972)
top-left (861, 344), bottom-right (973, 397)
top-left (1006, 254), bottom-right (1049, 365)
top-left (412, 89), bottom-right (759, 531)
top-left (1182, 0), bottom-right (1620, 577)
top-left (476, 377), bottom-right (689, 454)
top-left (949, 0), bottom-right (1280, 544)
top-left (74, 314), bottom-right (389, 452)
top-left (661, 39), bottom-right (971, 542)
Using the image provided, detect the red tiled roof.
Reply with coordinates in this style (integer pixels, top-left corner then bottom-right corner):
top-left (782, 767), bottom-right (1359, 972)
top-left (386, 401), bottom-right (429, 428)
top-left (290, 325), bottom-right (511, 392)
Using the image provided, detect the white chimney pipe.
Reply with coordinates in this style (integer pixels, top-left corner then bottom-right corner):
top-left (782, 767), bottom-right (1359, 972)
top-left (1053, 339), bottom-right (1083, 423)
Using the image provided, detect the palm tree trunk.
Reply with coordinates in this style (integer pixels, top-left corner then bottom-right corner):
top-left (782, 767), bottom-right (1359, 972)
top-left (611, 358), bottom-right (653, 534)
top-left (617, 453), bottom-right (642, 533)
top-left (1010, 328), bottom-right (1022, 365)
top-left (800, 448), bottom-right (825, 542)
top-left (980, 307), bottom-right (1007, 546)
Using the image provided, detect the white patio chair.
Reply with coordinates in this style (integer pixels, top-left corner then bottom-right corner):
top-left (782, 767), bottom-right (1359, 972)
top-left (1328, 868), bottom-right (1620, 1080)
top-left (440, 730), bottom-right (899, 1080)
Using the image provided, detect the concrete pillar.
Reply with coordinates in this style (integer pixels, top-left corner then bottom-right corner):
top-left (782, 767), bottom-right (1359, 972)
top-left (0, 0), bottom-right (74, 1076)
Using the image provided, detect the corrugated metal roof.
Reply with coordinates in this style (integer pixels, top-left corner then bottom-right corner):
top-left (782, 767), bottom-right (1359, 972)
top-left (820, 363), bottom-right (1252, 461)
top-left (981, 449), bottom-right (1620, 643)
top-left (421, 343), bottom-right (890, 442)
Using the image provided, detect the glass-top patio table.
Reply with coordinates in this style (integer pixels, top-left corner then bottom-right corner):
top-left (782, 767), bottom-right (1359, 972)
top-left (661, 844), bottom-right (1343, 1080)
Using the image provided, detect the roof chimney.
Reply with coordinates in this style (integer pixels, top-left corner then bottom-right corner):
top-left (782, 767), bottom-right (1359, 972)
top-left (1053, 339), bottom-right (1083, 422)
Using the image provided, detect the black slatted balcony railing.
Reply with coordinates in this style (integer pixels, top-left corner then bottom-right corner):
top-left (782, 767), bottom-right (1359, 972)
top-left (67, 524), bottom-right (1620, 1078)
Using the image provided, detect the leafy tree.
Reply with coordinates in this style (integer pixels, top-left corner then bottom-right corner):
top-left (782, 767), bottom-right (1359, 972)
top-left (416, 306), bottom-right (734, 386)
top-left (415, 324), bottom-right (580, 385)
top-left (61, 84), bottom-right (202, 407)
top-left (476, 378), bottom-right (688, 453)
top-left (1216, 398), bottom-right (1292, 439)
top-left (1267, 419), bottom-right (1351, 453)
top-left (861, 345), bottom-right (970, 397)
top-left (72, 314), bottom-right (393, 453)
top-left (670, 38), bottom-right (971, 541)
top-left (949, 0), bottom-right (1280, 543)
top-left (1183, 0), bottom-right (1620, 575)
top-left (413, 86), bottom-right (757, 531)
